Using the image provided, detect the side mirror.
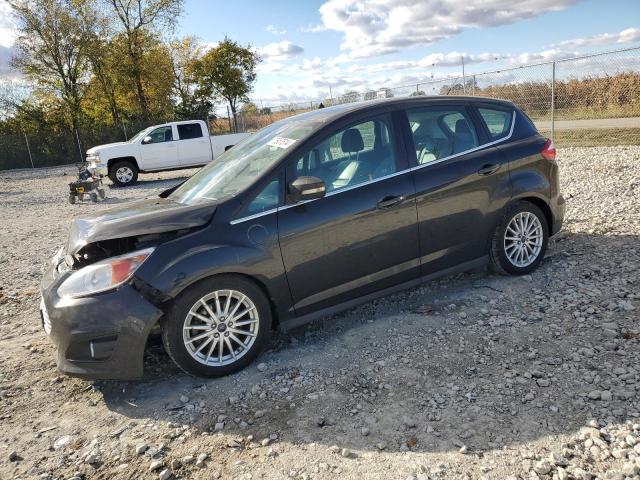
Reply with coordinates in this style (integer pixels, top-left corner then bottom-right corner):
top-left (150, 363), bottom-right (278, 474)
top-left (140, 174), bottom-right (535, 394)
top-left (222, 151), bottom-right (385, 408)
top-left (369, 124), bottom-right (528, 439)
top-left (142, 136), bottom-right (153, 145)
top-left (288, 176), bottom-right (326, 203)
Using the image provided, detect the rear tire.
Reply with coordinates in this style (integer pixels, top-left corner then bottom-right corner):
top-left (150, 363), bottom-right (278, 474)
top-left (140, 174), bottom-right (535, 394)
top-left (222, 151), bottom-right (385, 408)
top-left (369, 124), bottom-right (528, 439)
top-left (489, 201), bottom-right (549, 275)
top-left (161, 275), bottom-right (272, 377)
top-left (108, 161), bottom-right (138, 187)
top-left (68, 194), bottom-right (76, 205)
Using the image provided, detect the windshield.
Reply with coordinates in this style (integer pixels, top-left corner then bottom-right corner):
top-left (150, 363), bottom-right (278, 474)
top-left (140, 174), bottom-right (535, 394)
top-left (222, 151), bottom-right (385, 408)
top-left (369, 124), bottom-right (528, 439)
top-left (169, 119), bottom-right (316, 205)
top-left (129, 127), bottom-right (153, 143)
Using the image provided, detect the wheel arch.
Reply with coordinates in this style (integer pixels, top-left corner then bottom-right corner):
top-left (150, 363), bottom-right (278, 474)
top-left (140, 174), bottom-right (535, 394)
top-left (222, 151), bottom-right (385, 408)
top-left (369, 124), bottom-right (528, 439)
top-left (162, 271), bottom-right (282, 330)
top-left (107, 156), bottom-right (139, 172)
top-left (511, 194), bottom-right (553, 232)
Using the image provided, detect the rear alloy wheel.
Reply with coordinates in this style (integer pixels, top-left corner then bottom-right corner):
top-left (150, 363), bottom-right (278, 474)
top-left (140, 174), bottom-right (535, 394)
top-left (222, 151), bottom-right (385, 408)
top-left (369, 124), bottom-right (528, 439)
top-left (162, 276), bottom-right (271, 377)
top-left (489, 201), bottom-right (549, 275)
top-left (108, 161), bottom-right (138, 187)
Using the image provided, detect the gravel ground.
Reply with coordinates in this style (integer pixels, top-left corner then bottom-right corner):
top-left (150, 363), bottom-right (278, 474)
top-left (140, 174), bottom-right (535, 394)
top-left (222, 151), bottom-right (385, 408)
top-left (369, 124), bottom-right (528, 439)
top-left (0, 146), bottom-right (639, 480)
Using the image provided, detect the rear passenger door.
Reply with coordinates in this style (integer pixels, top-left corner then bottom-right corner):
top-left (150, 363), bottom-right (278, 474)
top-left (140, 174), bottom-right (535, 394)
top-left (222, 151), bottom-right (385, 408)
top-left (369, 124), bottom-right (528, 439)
top-left (177, 122), bottom-right (211, 167)
top-left (403, 104), bottom-right (512, 275)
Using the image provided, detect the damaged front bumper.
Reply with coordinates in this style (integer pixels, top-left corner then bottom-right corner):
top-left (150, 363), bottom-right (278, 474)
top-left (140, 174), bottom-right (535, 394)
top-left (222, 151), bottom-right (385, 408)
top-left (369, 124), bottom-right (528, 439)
top-left (40, 259), bottom-right (163, 380)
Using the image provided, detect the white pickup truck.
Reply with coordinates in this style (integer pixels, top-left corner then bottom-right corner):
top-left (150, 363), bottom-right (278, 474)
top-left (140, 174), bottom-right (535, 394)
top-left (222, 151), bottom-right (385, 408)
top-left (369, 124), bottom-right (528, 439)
top-left (86, 120), bottom-right (250, 186)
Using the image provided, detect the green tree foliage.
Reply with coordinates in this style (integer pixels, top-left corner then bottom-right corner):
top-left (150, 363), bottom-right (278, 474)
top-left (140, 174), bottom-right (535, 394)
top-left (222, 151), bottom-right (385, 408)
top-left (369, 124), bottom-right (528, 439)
top-left (169, 36), bottom-right (212, 120)
top-left (9, 0), bottom-right (103, 130)
top-left (194, 38), bottom-right (260, 132)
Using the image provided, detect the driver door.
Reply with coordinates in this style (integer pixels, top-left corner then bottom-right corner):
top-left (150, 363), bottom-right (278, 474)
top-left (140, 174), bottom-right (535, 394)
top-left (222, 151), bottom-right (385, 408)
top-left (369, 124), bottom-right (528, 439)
top-left (139, 125), bottom-right (178, 171)
top-left (277, 112), bottom-right (420, 316)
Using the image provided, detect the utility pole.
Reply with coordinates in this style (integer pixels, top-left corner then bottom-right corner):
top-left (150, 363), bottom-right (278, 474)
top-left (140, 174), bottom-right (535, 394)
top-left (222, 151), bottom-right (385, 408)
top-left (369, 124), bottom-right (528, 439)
top-left (551, 61), bottom-right (556, 142)
top-left (329, 86), bottom-right (333, 105)
top-left (462, 55), bottom-right (466, 94)
top-left (23, 131), bottom-right (34, 168)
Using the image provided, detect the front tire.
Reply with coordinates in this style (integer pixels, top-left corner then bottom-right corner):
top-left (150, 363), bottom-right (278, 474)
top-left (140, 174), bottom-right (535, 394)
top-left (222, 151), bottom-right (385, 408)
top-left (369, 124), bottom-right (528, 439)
top-left (161, 275), bottom-right (272, 377)
top-left (108, 161), bottom-right (138, 187)
top-left (489, 201), bottom-right (549, 275)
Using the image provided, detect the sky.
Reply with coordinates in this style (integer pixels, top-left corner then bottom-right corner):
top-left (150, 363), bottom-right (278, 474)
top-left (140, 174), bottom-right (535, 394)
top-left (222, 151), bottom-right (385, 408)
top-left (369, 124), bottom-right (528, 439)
top-left (1, 0), bottom-right (639, 107)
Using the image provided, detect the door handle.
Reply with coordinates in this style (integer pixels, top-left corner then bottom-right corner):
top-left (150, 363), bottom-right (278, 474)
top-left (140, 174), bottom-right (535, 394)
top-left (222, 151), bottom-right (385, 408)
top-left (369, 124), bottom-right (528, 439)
top-left (478, 163), bottom-right (501, 176)
top-left (377, 195), bottom-right (405, 209)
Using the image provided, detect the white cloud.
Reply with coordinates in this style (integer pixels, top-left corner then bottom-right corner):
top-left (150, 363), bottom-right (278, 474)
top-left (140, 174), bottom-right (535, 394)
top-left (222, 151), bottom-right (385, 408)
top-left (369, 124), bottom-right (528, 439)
top-left (507, 49), bottom-right (578, 65)
top-left (316, 0), bottom-right (580, 58)
top-left (551, 27), bottom-right (640, 49)
top-left (0, 1), bottom-right (17, 48)
top-left (266, 24), bottom-right (287, 35)
top-left (0, 1), bottom-right (18, 79)
top-left (259, 40), bottom-right (304, 59)
top-left (298, 24), bottom-right (328, 33)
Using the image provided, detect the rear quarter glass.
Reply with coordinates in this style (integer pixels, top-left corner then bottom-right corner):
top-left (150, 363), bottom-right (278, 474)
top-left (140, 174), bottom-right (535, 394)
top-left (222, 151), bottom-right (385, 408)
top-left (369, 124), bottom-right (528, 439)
top-left (478, 108), bottom-right (512, 139)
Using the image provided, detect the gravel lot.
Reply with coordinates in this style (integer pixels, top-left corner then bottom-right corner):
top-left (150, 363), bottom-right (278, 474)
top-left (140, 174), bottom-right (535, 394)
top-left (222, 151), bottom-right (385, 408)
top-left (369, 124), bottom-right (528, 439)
top-left (0, 146), bottom-right (639, 480)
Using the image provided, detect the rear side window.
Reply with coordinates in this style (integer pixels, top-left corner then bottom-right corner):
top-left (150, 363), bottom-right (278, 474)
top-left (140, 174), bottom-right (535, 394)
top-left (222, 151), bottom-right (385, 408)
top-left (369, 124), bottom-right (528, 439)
top-left (478, 108), bottom-right (512, 140)
top-left (406, 106), bottom-right (479, 164)
top-left (178, 123), bottom-right (203, 140)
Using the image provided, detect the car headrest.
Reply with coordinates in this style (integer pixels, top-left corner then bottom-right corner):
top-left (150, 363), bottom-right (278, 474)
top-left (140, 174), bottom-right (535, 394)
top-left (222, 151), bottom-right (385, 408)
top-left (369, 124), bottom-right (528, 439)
top-left (341, 128), bottom-right (364, 153)
top-left (455, 119), bottom-right (472, 137)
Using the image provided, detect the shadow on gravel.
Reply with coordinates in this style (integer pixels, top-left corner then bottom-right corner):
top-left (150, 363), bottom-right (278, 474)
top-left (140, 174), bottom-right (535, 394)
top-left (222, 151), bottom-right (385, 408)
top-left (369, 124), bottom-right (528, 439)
top-left (107, 174), bottom-right (192, 193)
top-left (95, 231), bottom-right (640, 454)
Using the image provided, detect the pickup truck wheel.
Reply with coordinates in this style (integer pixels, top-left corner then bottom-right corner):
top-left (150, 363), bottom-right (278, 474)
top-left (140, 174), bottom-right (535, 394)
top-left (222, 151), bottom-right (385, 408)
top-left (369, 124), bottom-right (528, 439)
top-left (109, 161), bottom-right (138, 187)
top-left (161, 275), bottom-right (272, 378)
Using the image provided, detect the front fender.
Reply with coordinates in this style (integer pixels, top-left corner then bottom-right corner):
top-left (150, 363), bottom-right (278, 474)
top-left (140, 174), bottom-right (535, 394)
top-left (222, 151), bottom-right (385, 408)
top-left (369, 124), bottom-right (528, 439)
top-left (134, 218), bottom-right (294, 322)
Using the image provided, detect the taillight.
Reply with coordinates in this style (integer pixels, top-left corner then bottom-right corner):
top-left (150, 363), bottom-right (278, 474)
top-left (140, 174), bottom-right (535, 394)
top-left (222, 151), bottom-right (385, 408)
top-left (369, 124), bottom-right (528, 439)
top-left (541, 138), bottom-right (556, 161)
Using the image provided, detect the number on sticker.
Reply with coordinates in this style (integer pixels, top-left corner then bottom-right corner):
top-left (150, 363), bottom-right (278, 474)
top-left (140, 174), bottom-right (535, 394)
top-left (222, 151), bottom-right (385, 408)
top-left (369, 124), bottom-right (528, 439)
top-left (267, 136), bottom-right (296, 149)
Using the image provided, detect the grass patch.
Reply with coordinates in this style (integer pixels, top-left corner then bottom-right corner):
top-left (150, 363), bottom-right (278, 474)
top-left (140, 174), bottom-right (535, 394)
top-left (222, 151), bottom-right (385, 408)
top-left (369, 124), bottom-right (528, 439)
top-left (547, 128), bottom-right (640, 147)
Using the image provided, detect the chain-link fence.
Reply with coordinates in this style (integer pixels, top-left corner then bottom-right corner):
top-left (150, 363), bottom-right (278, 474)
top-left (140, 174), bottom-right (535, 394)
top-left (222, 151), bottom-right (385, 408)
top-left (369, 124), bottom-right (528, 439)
top-left (1, 46), bottom-right (639, 170)
top-left (238, 46), bottom-right (640, 148)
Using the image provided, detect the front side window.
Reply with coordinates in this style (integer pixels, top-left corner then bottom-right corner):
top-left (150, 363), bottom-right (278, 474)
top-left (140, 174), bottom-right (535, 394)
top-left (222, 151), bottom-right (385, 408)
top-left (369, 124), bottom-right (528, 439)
top-left (169, 117), bottom-right (318, 205)
top-left (478, 108), bottom-right (512, 140)
top-left (407, 107), bottom-right (478, 164)
top-left (178, 123), bottom-right (203, 140)
top-left (146, 126), bottom-right (173, 143)
top-left (293, 115), bottom-right (397, 194)
top-left (241, 177), bottom-right (281, 216)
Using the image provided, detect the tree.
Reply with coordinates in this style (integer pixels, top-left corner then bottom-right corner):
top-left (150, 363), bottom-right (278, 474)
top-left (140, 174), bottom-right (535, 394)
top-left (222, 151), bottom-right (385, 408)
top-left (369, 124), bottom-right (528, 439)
top-left (9, 0), bottom-right (101, 131)
top-left (105, 0), bottom-right (183, 121)
top-left (169, 36), bottom-right (211, 120)
top-left (194, 38), bottom-right (260, 132)
top-left (86, 36), bottom-right (123, 126)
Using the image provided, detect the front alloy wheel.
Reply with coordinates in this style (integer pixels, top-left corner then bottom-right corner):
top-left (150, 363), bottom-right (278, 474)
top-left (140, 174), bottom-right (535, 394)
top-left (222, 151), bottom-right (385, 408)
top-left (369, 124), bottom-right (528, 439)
top-left (162, 275), bottom-right (271, 377)
top-left (183, 290), bottom-right (259, 367)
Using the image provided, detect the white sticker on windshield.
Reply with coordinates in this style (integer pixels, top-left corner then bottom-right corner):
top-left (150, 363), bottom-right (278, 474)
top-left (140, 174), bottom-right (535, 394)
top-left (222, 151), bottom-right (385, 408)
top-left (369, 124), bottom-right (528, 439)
top-left (267, 136), bottom-right (296, 149)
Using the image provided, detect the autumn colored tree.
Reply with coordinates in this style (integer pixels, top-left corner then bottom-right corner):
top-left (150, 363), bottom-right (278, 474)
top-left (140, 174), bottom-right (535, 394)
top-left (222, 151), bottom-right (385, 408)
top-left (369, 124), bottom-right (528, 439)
top-left (194, 38), bottom-right (260, 132)
top-left (104, 0), bottom-right (183, 121)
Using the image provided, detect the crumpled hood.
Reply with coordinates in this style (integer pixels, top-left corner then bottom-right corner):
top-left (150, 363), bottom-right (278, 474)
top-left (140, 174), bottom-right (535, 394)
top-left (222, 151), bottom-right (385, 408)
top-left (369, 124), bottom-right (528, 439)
top-left (87, 142), bottom-right (130, 156)
top-left (66, 198), bottom-right (216, 254)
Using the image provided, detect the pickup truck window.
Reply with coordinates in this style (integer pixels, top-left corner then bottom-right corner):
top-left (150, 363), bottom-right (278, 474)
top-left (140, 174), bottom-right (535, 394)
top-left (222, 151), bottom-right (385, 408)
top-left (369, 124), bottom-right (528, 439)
top-left (147, 126), bottom-right (173, 143)
top-left (178, 123), bottom-right (203, 140)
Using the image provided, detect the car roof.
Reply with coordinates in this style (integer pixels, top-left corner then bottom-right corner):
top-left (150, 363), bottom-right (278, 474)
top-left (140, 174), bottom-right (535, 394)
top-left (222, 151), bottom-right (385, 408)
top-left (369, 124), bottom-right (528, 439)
top-left (275, 95), bottom-right (516, 130)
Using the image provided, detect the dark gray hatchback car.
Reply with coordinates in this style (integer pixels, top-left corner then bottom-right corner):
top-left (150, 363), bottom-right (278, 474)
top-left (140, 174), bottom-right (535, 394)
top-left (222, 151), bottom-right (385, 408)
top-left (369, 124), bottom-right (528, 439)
top-left (41, 96), bottom-right (565, 379)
